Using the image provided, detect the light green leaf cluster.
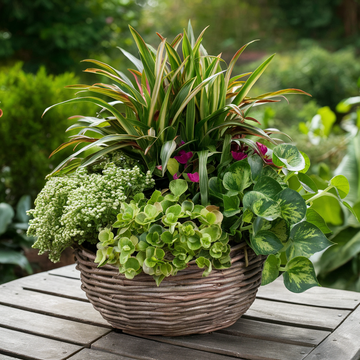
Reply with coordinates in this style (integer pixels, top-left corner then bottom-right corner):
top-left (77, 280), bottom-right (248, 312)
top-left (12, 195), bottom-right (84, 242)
top-left (94, 179), bottom-right (229, 285)
top-left (27, 162), bottom-right (154, 262)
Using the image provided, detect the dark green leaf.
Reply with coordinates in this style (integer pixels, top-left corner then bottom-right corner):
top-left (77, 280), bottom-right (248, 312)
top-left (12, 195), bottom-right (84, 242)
top-left (288, 221), bottom-right (333, 259)
top-left (253, 176), bottom-right (282, 199)
top-left (243, 191), bottom-right (281, 221)
top-left (306, 208), bottom-right (332, 234)
top-left (251, 230), bottom-right (283, 255)
top-left (261, 255), bottom-right (281, 286)
top-left (283, 257), bottom-right (319, 293)
top-left (275, 188), bottom-right (307, 225)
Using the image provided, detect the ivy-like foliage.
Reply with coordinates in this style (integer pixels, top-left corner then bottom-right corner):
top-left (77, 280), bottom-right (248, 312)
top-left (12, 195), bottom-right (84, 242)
top-left (95, 179), bottom-right (230, 285)
top-left (95, 141), bottom-right (355, 292)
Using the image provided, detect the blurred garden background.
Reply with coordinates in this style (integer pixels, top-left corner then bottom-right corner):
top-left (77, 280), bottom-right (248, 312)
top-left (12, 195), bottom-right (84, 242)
top-left (1, 0), bottom-right (360, 289)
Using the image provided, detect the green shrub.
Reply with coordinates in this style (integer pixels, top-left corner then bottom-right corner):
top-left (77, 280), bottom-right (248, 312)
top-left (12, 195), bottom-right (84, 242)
top-left (0, 63), bottom-right (96, 205)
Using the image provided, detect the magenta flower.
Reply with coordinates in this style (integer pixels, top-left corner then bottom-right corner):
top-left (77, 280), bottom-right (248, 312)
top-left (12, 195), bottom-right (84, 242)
top-left (174, 150), bottom-right (193, 164)
top-left (256, 142), bottom-right (268, 156)
top-left (256, 142), bottom-right (273, 164)
top-left (173, 173), bottom-right (180, 180)
top-left (231, 151), bottom-right (248, 161)
top-left (187, 172), bottom-right (199, 183)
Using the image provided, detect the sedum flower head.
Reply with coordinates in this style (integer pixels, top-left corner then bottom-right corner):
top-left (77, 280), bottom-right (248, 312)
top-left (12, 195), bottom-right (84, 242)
top-left (27, 161), bottom-right (154, 262)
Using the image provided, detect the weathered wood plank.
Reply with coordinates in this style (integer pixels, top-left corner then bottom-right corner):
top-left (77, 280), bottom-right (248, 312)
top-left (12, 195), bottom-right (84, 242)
top-left (68, 348), bottom-right (135, 360)
top-left (219, 318), bottom-right (330, 346)
top-left (257, 277), bottom-right (360, 310)
top-left (0, 286), bottom-right (109, 327)
top-left (14, 272), bottom-right (86, 301)
top-left (304, 304), bottom-right (360, 360)
top-left (92, 332), bottom-right (242, 360)
top-left (245, 298), bottom-right (350, 330)
top-left (0, 304), bottom-right (110, 346)
top-left (0, 327), bottom-right (82, 360)
top-left (49, 264), bottom-right (80, 280)
top-left (144, 332), bottom-right (313, 360)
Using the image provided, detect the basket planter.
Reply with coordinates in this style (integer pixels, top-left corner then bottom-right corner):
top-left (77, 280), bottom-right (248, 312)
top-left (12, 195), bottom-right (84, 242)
top-left (74, 242), bottom-right (266, 336)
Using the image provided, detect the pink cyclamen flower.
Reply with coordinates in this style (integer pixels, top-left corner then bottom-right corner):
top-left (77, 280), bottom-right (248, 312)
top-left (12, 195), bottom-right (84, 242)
top-left (173, 173), bottom-right (180, 180)
top-left (187, 172), bottom-right (199, 183)
top-left (156, 165), bottom-right (162, 171)
top-left (174, 150), bottom-right (193, 164)
top-left (231, 151), bottom-right (248, 161)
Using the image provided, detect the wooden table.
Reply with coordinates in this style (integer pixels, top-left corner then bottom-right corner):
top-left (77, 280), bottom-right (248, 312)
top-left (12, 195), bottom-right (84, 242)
top-left (0, 264), bottom-right (359, 360)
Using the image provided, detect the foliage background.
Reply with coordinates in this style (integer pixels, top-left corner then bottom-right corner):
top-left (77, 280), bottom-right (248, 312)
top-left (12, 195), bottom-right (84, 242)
top-left (0, 0), bottom-right (359, 286)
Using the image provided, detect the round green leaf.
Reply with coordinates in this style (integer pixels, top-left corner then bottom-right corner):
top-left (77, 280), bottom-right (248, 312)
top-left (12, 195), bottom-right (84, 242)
top-left (169, 179), bottom-right (188, 197)
top-left (330, 175), bottom-right (350, 199)
top-left (310, 193), bottom-right (343, 226)
top-left (253, 176), bottom-right (282, 199)
top-left (251, 230), bottom-right (283, 255)
top-left (167, 158), bottom-right (179, 176)
top-left (223, 160), bottom-right (252, 194)
top-left (288, 221), bottom-right (333, 259)
top-left (306, 208), bottom-right (332, 234)
top-left (275, 188), bottom-right (307, 225)
top-left (283, 257), bottom-right (319, 293)
top-left (261, 255), bottom-right (280, 286)
top-left (243, 191), bottom-right (281, 221)
top-left (272, 144), bottom-right (305, 171)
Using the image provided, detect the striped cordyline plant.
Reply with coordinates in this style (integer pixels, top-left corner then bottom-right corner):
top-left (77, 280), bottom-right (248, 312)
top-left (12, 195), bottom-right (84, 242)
top-left (44, 22), bottom-right (309, 205)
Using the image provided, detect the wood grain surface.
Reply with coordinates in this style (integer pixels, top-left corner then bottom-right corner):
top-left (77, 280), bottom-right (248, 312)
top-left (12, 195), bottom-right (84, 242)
top-left (1, 263), bottom-right (359, 360)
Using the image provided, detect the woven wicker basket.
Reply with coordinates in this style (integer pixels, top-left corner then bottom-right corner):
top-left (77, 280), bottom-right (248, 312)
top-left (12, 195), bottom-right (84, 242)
top-left (74, 242), bottom-right (266, 336)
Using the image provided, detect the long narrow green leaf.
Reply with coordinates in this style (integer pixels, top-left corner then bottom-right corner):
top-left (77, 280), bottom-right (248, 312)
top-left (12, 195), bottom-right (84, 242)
top-left (185, 98), bottom-right (196, 142)
top-left (148, 39), bottom-right (167, 127)
top-left (165, 42), bottom-right (182, 70)
top-left (172, 71), bottom-right (225, 126)
top-left (158, 84), bottom-right (173, 140)
top-left (81, 143), bottom-right (139, 168)
top-left (81, 59), bottom-right (134, 88)
top-left (170, 33), bottom-right (183, 49)
top-left (198, 150), bottom-right (209, 206)
top-left (119, 47), bottom-right (144, 72)
top-left (83, 68), bottom-right (146, 107)
top-left (129, 26), bottom-right (155, 73)
top-left (169, 78), bottom-right (196, 119)
top-left (192, 26), bottom-right (209, 56)
top-left (48, 134), bottom-right (141, 176)
top-left (203, 120), bottom-right (278, 145)
top-left (43, 97), bottom-right (142, 137)
top-left (246, 88), bottom-right (312, 101)
top-left (224, 41), bottom-right (258, 92)
top-left (160, 139), bottom-right (177, 176)
top-left (232, 54), bottom-right (275, 106)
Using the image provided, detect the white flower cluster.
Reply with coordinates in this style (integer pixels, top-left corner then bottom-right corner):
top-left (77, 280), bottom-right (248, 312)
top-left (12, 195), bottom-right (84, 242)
top-left (28, 162), bottom-right (154, 262)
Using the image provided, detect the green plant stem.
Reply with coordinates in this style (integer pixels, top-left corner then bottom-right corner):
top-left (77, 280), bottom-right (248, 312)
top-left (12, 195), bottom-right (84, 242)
top-left (240, 225), bottom-right (252, 231)
top-left (279, 266), bottom-right (286, 272)
top-left (305, 186), bottom-right (333, 205)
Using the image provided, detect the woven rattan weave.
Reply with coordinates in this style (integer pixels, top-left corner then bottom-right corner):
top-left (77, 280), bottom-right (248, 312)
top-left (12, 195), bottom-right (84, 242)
top-left (74, 242), bottom-right (266, 336)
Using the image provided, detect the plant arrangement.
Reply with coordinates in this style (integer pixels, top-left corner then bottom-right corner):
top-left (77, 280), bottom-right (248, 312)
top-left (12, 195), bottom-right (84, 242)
top-left (28, 22), bottom-right (357, 294)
